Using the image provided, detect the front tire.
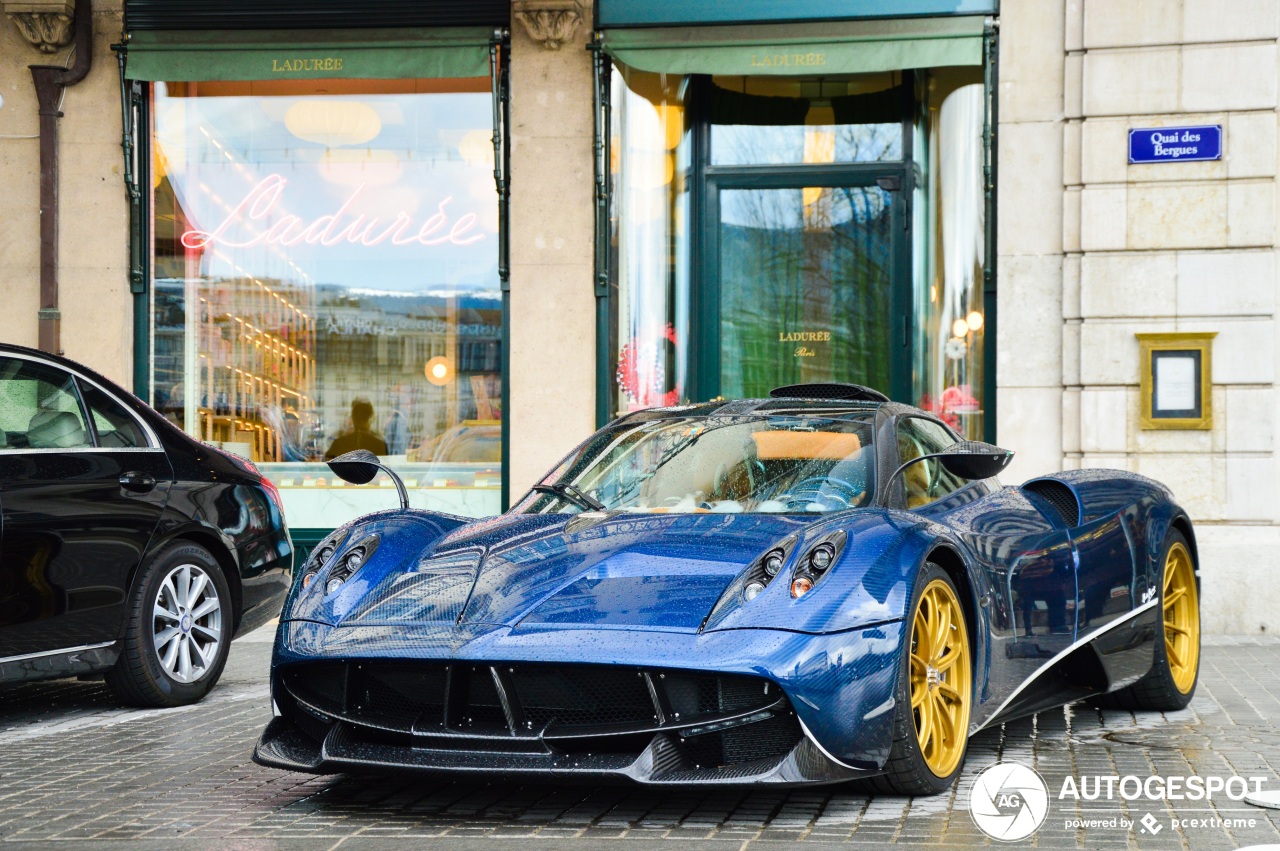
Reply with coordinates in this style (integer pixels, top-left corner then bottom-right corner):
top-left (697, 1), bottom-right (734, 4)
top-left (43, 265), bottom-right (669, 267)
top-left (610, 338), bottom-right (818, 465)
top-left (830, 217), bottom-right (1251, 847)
top-left (866, 563), bottom-right (973, 795)
top-left (106, 542), bottom-right (233, 707)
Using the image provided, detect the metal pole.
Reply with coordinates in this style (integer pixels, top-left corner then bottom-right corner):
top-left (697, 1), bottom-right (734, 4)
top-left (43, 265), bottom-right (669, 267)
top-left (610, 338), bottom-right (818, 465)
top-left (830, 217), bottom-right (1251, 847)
top-left (30, 0), bottom-right (93, 354)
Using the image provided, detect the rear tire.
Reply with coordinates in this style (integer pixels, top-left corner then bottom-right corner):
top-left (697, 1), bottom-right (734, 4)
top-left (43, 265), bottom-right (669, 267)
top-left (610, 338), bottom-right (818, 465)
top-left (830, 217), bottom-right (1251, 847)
top-left (864, 563), bottom-right (973, 796)
top-left (106, 542), bottom-right (233, 707)
top-left (1089, 529), bottom-right (1199, 712)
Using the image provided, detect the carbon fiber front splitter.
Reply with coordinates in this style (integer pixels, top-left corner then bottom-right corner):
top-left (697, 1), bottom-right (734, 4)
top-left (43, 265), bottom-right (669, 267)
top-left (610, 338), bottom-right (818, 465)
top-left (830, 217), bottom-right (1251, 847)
top-left (253, 715), bottom-right (870, 786)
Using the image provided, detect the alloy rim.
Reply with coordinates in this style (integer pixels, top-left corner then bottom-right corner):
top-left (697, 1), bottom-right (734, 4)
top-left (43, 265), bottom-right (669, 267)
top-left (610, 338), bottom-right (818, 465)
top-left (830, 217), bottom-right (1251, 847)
top-left (152, 563), bottom-right (222, 684)
top-left (909, 578), bottom-right (972, 778)
top-left (1163, 542), bottom-right (1200, 694)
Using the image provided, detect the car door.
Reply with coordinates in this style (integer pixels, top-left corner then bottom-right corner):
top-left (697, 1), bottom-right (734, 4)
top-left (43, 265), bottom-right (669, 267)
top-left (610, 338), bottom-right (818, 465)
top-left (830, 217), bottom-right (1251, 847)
top-left (894, 416), bottom-right (1078, 696)
top-left (0, 355), bottom-right (172, 657)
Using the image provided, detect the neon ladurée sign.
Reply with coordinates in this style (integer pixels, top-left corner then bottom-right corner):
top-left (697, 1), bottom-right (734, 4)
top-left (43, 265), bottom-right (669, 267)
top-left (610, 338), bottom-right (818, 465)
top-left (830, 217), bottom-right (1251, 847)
top-left (181, 173), bottom-right (485, 250)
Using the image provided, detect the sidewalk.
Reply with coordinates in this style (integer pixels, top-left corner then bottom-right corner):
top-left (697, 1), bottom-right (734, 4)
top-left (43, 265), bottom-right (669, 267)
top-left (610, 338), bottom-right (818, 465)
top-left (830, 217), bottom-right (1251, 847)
top-left (0, 635), bottom-right (1277, 849)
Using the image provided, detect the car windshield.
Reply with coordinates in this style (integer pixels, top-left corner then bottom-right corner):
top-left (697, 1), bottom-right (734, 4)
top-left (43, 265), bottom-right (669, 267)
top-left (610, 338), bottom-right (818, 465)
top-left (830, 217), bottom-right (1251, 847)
top-left (516, 412), bottom-right (876, 515)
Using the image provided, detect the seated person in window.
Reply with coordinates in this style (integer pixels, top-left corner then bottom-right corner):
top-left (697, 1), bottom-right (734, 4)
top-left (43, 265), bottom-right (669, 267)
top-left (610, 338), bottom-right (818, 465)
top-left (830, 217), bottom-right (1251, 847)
top-left (324, 398), bottom-right (388, 460)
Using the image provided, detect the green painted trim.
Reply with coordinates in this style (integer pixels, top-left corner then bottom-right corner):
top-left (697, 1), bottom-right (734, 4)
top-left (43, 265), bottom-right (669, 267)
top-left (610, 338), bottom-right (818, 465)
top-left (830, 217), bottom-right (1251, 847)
top-left (602, 17), bottom-right (985, 76)
top-left (124, 27), bottom-right (494, 81)
top-left (290, 527), bottom-right (331, 563)
top-left (597, 0), bottom-right (997, 28)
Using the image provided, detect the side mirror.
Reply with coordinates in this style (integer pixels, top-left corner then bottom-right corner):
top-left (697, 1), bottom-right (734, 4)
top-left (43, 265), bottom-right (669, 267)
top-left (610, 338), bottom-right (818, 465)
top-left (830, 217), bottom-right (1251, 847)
top-left (936, 441), bottom-right (1015, 481)
top-left (327, 449), bottom-right (381, 485)
top-left (326, 449), bottom-right (409, 509)
top-left (887, 440), bottom-right (1015, 505)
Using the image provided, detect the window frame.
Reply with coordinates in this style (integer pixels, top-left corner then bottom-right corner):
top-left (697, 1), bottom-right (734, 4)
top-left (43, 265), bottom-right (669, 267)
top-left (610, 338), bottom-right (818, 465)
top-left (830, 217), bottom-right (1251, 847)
top-left (892, 412), bottom-right (972, 509)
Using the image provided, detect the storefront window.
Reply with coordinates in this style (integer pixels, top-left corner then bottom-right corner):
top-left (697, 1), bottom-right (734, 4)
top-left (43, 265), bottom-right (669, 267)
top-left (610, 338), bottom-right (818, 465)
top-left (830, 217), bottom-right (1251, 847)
top-left (609, 64), bottom-right (989, 432)
top-left (914, 79), bottom-right (986, 439)
top-left (150, 77), bottom-right (502, 526)
top-left (609, 69), bottom-right (692, 414)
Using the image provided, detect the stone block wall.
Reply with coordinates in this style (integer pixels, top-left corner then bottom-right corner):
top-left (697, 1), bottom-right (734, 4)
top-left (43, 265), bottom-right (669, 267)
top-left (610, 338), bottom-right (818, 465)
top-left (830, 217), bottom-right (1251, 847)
top-left (0, 0), bottom-right (131, 387)
top-left (1004, 0), bottom-right (1280, 633)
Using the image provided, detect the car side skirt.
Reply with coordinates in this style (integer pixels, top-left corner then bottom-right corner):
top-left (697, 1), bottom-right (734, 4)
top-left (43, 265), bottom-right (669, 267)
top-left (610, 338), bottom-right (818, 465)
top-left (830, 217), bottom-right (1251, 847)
top-left (0, 640), bottom-right (120, 685)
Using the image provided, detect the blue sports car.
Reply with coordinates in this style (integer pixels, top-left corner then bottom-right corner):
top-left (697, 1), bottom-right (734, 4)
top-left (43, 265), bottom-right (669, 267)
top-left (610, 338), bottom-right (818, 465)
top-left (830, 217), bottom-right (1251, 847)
top-left (255, 383), bottom-right (1201, 794)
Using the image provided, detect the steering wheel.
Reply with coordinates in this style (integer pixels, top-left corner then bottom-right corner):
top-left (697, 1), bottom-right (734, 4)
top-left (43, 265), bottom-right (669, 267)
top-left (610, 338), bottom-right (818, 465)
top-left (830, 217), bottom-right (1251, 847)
top-left (785, 476), bottom-right (864, 510)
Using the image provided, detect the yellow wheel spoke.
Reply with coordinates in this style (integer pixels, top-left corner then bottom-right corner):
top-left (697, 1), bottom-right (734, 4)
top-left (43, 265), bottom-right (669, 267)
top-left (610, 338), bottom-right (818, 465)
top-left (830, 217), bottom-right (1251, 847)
top-left (937, 681), bottom-right (962, 703)
top-left (1164, 587), bottom-right (1185, 610)
top-left (936, 649), bottom-right (959, 673)
top-left (932, 593), bottom-right (952, 655)
top-left (933, 693), bottom-right (956, 744)
top-left (1166, 623), bottom-right (1190, 637)
top-left (917, 699), bottom-right (933, 755)
top-left (1166, 638), bottom-right (1183, 669)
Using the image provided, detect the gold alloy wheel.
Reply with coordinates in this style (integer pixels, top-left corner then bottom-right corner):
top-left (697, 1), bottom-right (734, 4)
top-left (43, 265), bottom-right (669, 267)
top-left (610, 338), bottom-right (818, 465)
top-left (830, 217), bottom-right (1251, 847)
top-left (1162, 541), bottom-right (1200, 694)
top-left (909, 578), bottom-right (972, 778)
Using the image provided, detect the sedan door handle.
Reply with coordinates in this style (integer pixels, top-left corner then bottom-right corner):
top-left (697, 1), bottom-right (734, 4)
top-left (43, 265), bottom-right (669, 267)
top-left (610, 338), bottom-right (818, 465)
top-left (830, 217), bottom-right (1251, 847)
top-left (119, 471), bottom-right (156, 493)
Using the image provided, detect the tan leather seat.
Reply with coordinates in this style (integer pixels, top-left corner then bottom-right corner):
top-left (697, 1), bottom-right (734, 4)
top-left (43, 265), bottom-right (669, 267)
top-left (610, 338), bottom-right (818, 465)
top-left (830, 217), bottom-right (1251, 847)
top-left (26, 410), bottom-right (88, 448)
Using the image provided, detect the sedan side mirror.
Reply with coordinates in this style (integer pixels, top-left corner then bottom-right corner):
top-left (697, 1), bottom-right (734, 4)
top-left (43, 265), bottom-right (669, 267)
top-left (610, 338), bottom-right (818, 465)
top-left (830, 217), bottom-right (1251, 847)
top-left (327, 449), bottom-right (409, 509)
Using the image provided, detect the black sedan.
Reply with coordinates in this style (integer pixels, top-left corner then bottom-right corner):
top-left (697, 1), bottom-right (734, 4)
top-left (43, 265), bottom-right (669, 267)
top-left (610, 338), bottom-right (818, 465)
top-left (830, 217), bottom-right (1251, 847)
top-left (0, 343), bottom-right (292, 706)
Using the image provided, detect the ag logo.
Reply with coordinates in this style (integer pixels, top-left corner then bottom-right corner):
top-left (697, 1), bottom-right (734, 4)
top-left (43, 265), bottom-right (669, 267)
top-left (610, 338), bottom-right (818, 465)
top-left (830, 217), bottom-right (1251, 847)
top-left (969, 761), bottom-right (1050, 841)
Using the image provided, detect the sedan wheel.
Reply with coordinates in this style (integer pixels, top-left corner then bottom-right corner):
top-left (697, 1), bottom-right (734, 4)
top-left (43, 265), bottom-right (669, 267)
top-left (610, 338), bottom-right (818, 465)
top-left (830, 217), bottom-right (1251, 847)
top-left (152, 563), bottom-right (224, 685)
top-left (106, 542), bottom-right (233, 707)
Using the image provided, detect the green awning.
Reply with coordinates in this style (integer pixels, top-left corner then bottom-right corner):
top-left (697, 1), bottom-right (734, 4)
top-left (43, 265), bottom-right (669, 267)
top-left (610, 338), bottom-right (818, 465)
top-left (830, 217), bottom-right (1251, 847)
top-left (601, 16), bottom-right (986, 76)
top-left (124, 27), bottom-right (494, 81)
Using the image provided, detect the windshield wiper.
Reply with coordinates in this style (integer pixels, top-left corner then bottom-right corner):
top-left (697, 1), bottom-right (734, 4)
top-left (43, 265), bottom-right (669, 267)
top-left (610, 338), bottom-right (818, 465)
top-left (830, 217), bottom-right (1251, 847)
top-left (531, 483), bottom-right (607, 512)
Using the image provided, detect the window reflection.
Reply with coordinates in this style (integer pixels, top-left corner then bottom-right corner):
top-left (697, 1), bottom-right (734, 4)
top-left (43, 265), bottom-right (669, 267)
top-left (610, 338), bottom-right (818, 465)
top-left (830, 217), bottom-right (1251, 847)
top-left (150, 77), bottom-right (502, 524)
top-left (914, 81), bottom-right (986, 439)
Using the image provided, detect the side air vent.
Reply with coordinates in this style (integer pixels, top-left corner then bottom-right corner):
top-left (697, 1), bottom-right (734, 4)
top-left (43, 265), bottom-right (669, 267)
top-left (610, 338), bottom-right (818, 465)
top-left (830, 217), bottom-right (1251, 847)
top-left (769, 382), bottom-right (889, 402)
top-left (1023, 479), bottom-right (1081, 527)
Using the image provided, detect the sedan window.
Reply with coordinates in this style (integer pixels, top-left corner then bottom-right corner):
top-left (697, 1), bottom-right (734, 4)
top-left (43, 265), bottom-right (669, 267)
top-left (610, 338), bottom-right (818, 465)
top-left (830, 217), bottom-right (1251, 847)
top-left (79, 382), bottom-right (149, 448)
top-left (0, 357), bottom-right (92, 450)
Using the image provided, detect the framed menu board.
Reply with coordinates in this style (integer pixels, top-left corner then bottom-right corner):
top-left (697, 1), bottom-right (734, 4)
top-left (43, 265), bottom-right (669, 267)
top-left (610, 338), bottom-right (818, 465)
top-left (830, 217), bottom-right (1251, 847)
top-left (1137, 332), bottom-right (1216, 430)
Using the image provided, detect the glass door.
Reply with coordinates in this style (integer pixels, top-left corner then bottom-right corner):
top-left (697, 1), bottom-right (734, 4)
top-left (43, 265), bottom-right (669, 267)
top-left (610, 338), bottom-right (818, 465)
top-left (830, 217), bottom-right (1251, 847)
top-left (701, 172), bottom-right (909, 401)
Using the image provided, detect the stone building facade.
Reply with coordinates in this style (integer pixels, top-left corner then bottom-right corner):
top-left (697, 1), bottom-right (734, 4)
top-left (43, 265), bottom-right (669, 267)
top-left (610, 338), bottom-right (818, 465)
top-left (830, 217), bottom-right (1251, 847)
top-left (998, 0), bottom-right (1280, 632)
top-left (0, 0), bottom-right (1276, 632)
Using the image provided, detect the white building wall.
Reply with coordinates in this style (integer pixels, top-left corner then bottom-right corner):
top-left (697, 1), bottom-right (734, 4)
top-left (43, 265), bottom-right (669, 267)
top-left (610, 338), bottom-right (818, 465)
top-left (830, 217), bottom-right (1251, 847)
top-left (1004, 0), bottom-right (1280, 633)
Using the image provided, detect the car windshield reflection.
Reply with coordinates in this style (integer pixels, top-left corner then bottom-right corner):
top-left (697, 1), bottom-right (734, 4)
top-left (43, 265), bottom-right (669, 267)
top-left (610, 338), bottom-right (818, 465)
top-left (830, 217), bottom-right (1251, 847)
top-left (519, 414), bottom-right (876, 515)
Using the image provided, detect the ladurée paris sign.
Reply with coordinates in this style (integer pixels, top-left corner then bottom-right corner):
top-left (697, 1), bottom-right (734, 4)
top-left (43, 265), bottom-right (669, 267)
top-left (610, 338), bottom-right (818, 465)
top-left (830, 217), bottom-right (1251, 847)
top-left (180, 173), bottom-right (485, 250)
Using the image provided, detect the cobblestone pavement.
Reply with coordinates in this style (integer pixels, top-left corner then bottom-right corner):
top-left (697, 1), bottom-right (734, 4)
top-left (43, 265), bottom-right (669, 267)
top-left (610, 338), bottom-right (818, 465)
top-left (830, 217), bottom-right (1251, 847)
top-left (2, 633), bottom-right (1280, 850)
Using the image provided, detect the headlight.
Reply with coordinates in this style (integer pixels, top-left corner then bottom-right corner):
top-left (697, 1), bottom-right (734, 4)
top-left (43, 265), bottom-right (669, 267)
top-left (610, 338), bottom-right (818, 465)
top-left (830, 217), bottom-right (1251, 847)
top-left (791, 531), bottom-right (849, 599)
top-left (744, 581), bottom-right (766, 601)
top-left (320, 534), bottom-right (380, 596)
top-left (763, 550), bottom-right (785, 577)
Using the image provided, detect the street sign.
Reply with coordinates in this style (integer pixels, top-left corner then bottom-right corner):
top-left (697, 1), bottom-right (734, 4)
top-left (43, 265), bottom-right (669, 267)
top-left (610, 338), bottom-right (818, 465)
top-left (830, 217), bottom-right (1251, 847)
top-left (1128, 125), bottom-right (1223, 164)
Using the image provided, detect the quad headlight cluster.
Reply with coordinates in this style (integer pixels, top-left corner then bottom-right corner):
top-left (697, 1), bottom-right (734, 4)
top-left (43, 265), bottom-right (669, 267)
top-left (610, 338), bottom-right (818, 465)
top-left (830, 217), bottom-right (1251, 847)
top-left (737, 530), bottom-right (848, 603)
top-left (788, 530), bottom-right (847, 599)
top-left (298, 529), bottom-right (379, 597)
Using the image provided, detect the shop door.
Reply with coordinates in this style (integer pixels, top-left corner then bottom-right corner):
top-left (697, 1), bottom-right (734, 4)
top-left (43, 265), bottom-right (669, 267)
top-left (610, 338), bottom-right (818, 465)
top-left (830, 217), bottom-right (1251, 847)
top-left (701, 170), bottom-right (910, 402)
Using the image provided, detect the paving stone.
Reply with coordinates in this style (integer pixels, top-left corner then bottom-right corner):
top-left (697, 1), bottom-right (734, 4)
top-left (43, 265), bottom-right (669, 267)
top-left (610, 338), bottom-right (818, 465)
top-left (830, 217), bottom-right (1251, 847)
top-left (2, 640), bottom-right (1280, 848)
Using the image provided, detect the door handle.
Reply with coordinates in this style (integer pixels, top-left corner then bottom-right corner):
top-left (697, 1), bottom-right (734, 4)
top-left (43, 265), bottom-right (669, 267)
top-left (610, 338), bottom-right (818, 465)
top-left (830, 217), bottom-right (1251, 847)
top-left (119, 471), bottom-right (156, 493)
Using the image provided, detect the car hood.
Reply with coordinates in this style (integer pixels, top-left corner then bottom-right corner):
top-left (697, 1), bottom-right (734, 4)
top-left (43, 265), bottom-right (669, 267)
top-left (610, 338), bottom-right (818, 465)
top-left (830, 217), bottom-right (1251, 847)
top-left (328, 512), bottom-right (813, 632)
